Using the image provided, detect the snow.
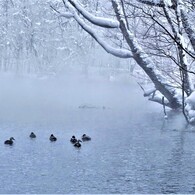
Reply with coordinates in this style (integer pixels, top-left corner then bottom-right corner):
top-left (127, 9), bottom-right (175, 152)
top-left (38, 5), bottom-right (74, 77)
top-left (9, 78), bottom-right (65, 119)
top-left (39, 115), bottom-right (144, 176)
top-left (174, 88), bottom-right (183, 104)
top-left (149, 91), bottom-right (169, 104)
top-left (162, 0), bottom-right (172, 6)
top-left (57, 47), bottom-right (67, 50)
top-left (144, 87), bottom-right (156, 96)
top-left (137, 0), bottom-right (172, 6)
top-left (60, 12), bottom-right (73, 18)
top-left (188, 110), bottom-right (195, 118)
top-left (186, 91), bottom-right (195, 105)
top-left (185, 91), bottom-right (195, 122)
top-left (67, 0), bottom-right (119, 28)
top-left (64, 0), bottom-right (133, 58)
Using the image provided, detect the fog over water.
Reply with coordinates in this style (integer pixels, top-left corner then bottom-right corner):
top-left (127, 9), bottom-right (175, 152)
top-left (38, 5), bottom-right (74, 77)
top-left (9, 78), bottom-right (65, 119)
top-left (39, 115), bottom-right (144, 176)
top-left (0, 73), bottom-right (157, 125)
top-left (1, 73), bottom-right (195, 194)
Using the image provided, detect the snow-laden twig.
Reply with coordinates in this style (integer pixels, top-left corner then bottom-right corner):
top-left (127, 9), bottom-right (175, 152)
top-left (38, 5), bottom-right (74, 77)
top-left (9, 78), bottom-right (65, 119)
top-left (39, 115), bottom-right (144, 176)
top-left (136, 81), bottom-right (172, 108)
top-left (144, 88), bottom-right (156, 97)
top-left (67, 0), bottom-right (119, 28)
top-left (50, 5), bottom-right (73, 18)
top-left (162, 96), bottom-right (168, 118)
top-left (148, 96), bottom-right (170, 107)
top-left (134, 0), bottom-right (174, 8)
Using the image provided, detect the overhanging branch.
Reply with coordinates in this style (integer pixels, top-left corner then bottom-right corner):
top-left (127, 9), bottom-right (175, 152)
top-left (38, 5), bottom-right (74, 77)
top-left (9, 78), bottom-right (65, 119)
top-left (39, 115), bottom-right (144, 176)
top-left (67, 0), bottom-right (119, 28)
top-left (63, 0), bottom-right (133, 58)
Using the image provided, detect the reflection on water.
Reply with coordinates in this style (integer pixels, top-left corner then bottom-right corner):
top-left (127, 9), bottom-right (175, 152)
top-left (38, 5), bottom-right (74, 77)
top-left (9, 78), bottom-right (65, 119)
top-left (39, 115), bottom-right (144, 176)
top-left (0, 75), bottom-right (195, 193)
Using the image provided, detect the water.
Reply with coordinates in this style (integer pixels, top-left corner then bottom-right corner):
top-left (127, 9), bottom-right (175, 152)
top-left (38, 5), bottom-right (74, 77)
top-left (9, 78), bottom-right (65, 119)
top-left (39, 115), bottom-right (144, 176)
top-left (0, 74), bottom-right (195, 193)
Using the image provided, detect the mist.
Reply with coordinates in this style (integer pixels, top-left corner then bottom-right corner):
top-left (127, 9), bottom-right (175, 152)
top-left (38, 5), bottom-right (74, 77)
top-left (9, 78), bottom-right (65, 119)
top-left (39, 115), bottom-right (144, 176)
top-left (0, 72), bottom-right (192, 194)
top-left (0, 72), bottom-right (157, 126)
top-left (0, 0), bottom-right (194, 193)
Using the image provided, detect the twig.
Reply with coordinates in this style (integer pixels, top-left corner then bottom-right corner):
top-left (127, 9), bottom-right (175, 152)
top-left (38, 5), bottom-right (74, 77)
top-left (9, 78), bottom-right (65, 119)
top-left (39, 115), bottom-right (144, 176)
top-left (162, 96), bottom-right (167, 118)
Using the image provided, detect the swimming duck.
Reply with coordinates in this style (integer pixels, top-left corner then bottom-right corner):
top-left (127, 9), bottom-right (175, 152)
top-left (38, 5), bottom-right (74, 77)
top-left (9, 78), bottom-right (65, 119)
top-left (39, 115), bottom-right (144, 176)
top-left (74, 140), bottom-right (82, 148)
top-left (50, 134), bottom-right (57, 141)
top-left (70, 135), bottom-right (77, 144)
top-left (29, 132), bottom-right (36, 138)
top-left (4, 137), bottom-right (15, 145)
top-left (81, 134), bottom-right (91, 141)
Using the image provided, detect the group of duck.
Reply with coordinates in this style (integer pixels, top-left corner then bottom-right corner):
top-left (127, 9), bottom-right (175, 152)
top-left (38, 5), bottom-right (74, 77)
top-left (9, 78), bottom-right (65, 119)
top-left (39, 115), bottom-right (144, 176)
top-left (4, 132), bottom-right (91, 148)
top-left (70, 134), bottom-right (91, 148)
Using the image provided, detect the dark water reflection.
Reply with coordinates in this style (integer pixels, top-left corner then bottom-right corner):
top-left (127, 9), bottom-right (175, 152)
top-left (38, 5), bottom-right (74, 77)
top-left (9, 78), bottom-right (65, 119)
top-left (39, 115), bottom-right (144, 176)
top-left (0, 76), bottom-right (195, 193)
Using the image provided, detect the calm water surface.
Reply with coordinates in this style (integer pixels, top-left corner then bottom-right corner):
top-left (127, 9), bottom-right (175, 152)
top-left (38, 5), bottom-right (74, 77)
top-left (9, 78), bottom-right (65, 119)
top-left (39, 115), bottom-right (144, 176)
top-left (0, 75), bottom-right (195, 193)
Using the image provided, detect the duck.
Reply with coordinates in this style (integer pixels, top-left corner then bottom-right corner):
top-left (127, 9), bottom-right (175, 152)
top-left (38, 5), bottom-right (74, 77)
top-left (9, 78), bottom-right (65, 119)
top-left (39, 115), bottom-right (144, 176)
top-left (49, 134), bottom-right (57, 141)
top-left (4, 137), bottom-right (15, 145)
top-left (74, 140), bottom-right (82, 148)
top-left (29, 132), bottom-right (36, 138)
top-left (81, 134), bottom-right (91, 141)
top-left (70, 135), bottom-right (77, 144)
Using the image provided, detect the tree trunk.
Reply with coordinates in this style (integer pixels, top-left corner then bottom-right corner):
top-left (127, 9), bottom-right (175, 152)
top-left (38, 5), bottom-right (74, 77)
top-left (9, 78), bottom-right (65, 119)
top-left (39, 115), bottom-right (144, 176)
top-left (112, 0), bottom-right (181, 109)
top-left (180, 9), bottom-right (195, 52)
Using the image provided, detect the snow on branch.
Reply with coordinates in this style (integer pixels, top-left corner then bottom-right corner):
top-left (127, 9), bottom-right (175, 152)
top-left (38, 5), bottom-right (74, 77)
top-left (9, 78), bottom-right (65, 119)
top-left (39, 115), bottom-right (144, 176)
top-left (63, 0), bottom-right (133, 58)
top-left (135, 0), bottom-right (173, 7)
top-left (185, 92), bottom-right (195, 123)
top-left (136, 82), bottom-right (157, 97)
top-left (148, 95), bottom-right (170, 107)
top-left (67, 0), bottom-right (119, 28)
top-left (137, 81), bottom-right (171, 107)
top-left (59, 12), bottom-right (74, 18)
top-left (50, 5), bottom-right (73, 18)
top-left (144, 88), bottom-right (156, 97)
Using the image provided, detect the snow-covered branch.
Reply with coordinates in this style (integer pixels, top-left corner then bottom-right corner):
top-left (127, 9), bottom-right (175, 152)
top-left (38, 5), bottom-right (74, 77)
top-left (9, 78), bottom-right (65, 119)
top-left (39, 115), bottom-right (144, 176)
top-left (66, 0), bottom-right (119, 28)
top-left (148, 96), bottom-right (170, 107)
top-left (50, 5), bottom-right (73, 18)
top-left (63, 0), bottom-right (133, 58)
top-left (60, 12), bottom-right (74, 18)
top-left (135, 0), bottom-right (174, 8)
top-left (143, 88), bottom-right (156, 97)
top-left (137, 83), bottom-right (172, 107)
top-left (181, 9), bottom-right (195, 53)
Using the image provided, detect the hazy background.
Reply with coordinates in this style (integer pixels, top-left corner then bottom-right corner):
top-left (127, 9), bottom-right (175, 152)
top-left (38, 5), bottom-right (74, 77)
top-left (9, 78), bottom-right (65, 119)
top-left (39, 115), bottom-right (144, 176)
top-left (0, 73), bottom-right (194, 194)
top-left (0, 72), bottom-right (157, 125)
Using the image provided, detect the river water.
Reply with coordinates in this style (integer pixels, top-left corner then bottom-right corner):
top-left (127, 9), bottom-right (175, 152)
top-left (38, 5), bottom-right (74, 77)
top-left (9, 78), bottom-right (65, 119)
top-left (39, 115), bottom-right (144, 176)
top-left (0, 74), bottom-right (195, 193)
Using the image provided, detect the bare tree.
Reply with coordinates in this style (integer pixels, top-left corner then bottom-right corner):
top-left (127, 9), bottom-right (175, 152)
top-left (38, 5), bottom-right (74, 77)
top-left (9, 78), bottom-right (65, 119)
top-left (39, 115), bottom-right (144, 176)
top-left (59, 0), bottom-right (195, 109)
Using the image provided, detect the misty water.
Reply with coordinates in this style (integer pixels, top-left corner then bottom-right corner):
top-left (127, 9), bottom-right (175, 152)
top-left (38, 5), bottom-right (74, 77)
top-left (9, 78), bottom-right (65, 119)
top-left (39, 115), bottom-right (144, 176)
top-left (1, 73), bottom-right (195, 194)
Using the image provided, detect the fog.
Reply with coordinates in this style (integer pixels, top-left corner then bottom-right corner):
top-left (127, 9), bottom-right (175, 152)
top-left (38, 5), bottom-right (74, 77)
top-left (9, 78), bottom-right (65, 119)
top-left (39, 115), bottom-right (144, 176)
top-left (0, 0), bottom-right (194, 192)
top-left (0, 72), bottom-right (158, 125)
top-left (1, 73), bottom-right (195, 194)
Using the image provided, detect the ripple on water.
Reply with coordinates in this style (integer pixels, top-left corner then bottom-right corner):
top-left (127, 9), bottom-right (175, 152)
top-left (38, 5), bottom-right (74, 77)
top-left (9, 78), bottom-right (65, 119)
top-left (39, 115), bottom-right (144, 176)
top-left (0, 79), bottom-right (195, 193)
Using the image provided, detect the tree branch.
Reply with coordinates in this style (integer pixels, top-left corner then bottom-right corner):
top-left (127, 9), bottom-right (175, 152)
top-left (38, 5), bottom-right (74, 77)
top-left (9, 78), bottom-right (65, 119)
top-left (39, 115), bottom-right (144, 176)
top-left (50, 5), bottom-right (73, 18)
top-left (133, 0), bottom-right (175, 9)
top-left (67, 0), bottom-right (119, 28)
top-left (143, 10), bottom-right (195, 60)
top-left (63, 0), bottom-right (133, 58)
